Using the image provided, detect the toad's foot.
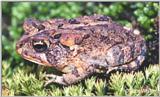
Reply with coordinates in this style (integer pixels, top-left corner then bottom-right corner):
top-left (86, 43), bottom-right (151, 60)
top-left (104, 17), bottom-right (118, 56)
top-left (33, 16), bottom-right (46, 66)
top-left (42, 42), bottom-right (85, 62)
top-left (44, 74), bottom-right (67, 86)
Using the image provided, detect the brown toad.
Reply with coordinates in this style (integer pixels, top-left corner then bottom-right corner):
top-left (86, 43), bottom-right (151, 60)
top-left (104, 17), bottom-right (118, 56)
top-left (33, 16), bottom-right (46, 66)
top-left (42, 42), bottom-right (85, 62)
top-left (16, 14), bottom-right (146, 86)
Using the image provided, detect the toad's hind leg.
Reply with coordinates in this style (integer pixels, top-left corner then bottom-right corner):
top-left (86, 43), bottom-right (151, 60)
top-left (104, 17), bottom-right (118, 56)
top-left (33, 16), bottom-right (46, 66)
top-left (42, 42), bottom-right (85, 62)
top-left (106, 55), bottom-right (145, 74)
top-left (124, 55), bottom-right (145, 71)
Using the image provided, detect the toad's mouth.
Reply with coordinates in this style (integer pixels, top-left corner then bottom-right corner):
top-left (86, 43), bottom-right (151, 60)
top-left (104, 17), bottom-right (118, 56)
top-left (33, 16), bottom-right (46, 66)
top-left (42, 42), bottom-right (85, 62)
top-left (23, 55), bottom-right (53, 67)
top-left (16, 48), bottom-right (53, 67)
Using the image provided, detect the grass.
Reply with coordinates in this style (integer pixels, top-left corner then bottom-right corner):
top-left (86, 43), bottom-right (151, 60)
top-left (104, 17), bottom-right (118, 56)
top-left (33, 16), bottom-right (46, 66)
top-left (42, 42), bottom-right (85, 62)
top-left (2, 61), bottom-right (160, 96)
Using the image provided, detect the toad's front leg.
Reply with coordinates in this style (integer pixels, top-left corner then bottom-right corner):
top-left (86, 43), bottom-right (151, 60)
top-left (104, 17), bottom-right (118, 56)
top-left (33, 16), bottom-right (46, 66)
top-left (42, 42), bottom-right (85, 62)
top-left (44, 65), bottom-right (95, 86)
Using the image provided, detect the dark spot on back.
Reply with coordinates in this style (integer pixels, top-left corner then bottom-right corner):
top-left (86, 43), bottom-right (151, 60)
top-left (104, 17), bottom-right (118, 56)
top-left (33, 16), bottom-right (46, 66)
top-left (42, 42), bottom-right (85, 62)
top-left (68, 19), bottom-right (80, 24)
top-left (90, 28), bottom-right (95, 33)
top-left (97, 16), bottom-right (110, 21)
top-left (58, 23), bottom-right (63, 28)
top-left (74, 26), bottom-right (85, 30)
top-left (75, 38), bottom-right (83, 45)
top-left (37, 24), bottom-right (45, 31)
top-left (32, 22), bottom-right (37, 28)
top-left (100, 35), bottom-right (108, 42)
top-left (83, 34), bottom-right (90, 39)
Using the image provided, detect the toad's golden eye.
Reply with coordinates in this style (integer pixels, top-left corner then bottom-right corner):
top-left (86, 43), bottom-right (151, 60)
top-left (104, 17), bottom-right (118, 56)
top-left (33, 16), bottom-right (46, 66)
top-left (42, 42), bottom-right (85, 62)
top-left (32, 40), bottom-right (49, 52)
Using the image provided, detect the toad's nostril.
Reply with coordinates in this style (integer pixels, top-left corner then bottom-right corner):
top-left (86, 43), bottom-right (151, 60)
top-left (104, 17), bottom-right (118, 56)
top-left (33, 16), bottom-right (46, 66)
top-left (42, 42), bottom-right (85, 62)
top-left (16, 42), bottom-right (23, 55)
top-left (16, 42), bottom-right (23, 49)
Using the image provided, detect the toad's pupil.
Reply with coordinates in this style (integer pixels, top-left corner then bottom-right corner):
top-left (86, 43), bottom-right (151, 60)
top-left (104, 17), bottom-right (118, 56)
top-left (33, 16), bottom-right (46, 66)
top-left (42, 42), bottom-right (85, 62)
top-left (33, 41), bottom-right (48, 52)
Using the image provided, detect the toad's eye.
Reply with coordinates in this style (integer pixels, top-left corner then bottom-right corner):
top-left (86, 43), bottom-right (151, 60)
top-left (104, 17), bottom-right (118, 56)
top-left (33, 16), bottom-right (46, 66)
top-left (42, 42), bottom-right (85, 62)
top-left (32, 40), bottom-right (49, 52)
